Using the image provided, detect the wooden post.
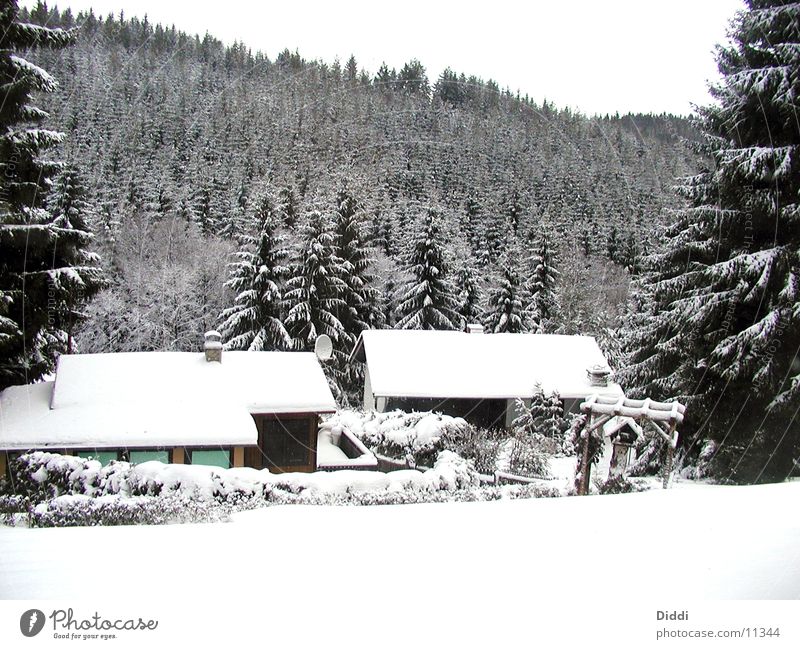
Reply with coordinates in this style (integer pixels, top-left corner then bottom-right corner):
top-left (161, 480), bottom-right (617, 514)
top-left (579, 415), bottom-right (593, 495)
top-left (233, 446), bottom-right (245, 468)
top-left (662, 421), bottom-right (677, 489)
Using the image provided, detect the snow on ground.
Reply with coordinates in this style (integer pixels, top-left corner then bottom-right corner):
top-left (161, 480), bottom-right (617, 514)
top-left (1, 481), bottom-right (798, 601)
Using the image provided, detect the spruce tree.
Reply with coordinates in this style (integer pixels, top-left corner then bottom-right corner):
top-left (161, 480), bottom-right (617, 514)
top-left (620, 0), bottom-right (800, 482)
top-left (284, 209), bottom-right (350, 402)
top-left (43, 166), bottom-right (103, 353)
top-left (284, 210), bottom-right (348, 349)
top-left (455, 264), bottom-right (483, 327)
top-left (396, 208), bottom-right (461, 330)
top-left (333, 187), bottom-right (383, 339)
top-left (219, 205), bottom-right (291, 351)
top-left (333, 187), bottom-right (383, 400)
top-left (508, 397), bottom-right (551, 478)
top-left (0, 2), bottom-right (103, 389)
top-left (484, 260), bottom-right (528, 333)
top-left (524, 228), bottom-right (559, 333)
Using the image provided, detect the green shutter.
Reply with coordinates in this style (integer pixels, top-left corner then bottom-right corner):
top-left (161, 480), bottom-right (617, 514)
top-left (75, 450), bottom-right (119, 466)
top-left (190, 449), bottom-right (231, 469)
top-left (128, 450), bottom-right (170, 465)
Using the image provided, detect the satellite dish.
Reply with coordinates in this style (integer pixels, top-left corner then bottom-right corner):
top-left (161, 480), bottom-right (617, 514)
top-left (314, 334), bottom-right (333, 362)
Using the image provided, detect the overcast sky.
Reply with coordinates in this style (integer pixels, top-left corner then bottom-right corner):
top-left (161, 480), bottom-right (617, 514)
top-left (24, 0), bottom-right (745, 116)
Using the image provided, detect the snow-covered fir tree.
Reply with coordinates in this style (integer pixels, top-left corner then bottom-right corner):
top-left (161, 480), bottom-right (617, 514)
top-left (508, 397), bottom-right (551, 478)
top-left (396, 208), bottom-right (461, 330)
top-left (43, 166), bottom-right (103, 352)
top-left (484, 258), bottom-right (528, 333)
top-left (284, 209), bottom-right (348, 400)
top-left (454, 263), bottom-right (483, 326)
top-left (619, 0), bottom-right (800, 483)
top-left (333, 186), bottom-right (383, 339)
top-left (529, 384), bottom-right (567, 440)
top-left (524, 227), bottom-right (559, 333)
top-left (285, 209), bottom-right (348, 348)
top-left (333, 186), bottom-right (383, 399)
top-left (219, 199), bottom-right (291, 351)
top-left (0, 2), bottom-right (103, 389)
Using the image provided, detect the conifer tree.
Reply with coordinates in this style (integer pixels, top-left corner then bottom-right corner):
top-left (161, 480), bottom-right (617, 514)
top-left (620, 0), bottom-right (800, 482)
top-left (508, 397), bottom-right (551, 478)
top-left (524, 228), bottom-right (559, 333)
top-left (396, 208), bottom-right (461, 330)
top-left (219, 201), bottom-right (291, 351)
top-left (43, 166), bottom-right (103, 353)
top-left (276, 184), bottom-right (298, 229)
top-left (484, 260), bottom-right (528, 333)
top-left (455, 264), bottom-right (483, 327)
top-left (333, 187), bottom-right (383, 399)
top-left (0, 2), bottom-right (103, 389)
top-left (333, 187), bottom-right (383, 339)
top-left (284, 210), bottom-right (348, 349)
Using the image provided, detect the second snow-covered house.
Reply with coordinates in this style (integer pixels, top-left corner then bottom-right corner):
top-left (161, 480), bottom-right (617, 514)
top-left (349, 328), bottom-right (623, 429)
top-left (0, 332), bottom-right (337, 476)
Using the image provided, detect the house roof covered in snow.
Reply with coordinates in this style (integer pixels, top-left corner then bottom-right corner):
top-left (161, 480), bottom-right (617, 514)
top-left (0, 351), bottom-right (337, 451)
top-left (350, 330), bottom-right (623, 400)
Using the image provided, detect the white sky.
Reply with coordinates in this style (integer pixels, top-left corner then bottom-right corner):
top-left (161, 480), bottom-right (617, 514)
top-left (24, 0), bottom-right (744, 116)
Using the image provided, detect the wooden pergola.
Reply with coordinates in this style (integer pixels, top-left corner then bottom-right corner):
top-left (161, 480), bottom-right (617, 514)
top-left (576, 395), bottom-right (686, 494)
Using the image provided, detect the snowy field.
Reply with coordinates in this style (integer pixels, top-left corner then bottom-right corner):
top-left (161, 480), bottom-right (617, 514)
top-left (2, 481), bottom-right (798, 601)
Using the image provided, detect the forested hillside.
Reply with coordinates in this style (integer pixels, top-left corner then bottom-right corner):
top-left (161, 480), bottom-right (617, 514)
top-left (18, 3), bottom-right (701, 400)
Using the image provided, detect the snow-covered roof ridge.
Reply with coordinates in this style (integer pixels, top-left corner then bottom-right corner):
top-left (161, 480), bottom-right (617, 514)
top-left (351, 329), bottom-right (622, 400)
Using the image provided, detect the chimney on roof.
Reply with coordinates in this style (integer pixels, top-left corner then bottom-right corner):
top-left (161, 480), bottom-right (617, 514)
top-left (465, 323), bottom-right (484, 334)
top-left (204, 330), bottom-right (222, 363)
top-left (587, 364), bottom-right (611, 387)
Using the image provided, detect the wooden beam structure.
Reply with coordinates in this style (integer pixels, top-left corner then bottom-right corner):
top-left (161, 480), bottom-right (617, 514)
top-left (576, 394), bottom-right (686, 493)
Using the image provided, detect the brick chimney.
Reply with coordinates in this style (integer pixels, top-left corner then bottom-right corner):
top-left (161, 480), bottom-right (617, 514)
top-left (204, 330), bottom-right (222, 363)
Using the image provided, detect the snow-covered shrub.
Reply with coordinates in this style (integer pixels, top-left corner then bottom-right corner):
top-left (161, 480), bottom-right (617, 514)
top-left (0, 494), bottom-right (28, 514)
top-left (325, 409), bottom-right (505, 474)
top-left (0, 450), bottom-right (563, 525)
top-left (441, 422), bottom-right (502, 474)
top-left (4, 452), bottom-right (109, 500)
top-left (508, 399), bottom-right (551, 478)
top-left (598, 475), bottom-right (649, 495)
top-left (25, 494), bottom-right (233, 528)
top-left (426, 450), bottom-right (480, 490)
top-left (324, 409), bottom-right (469, 467)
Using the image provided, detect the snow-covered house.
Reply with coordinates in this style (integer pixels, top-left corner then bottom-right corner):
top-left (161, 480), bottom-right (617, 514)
top-left (0, 334), bottom-right (337, 477)
top-left (349, 329), bottom-right (623, 429)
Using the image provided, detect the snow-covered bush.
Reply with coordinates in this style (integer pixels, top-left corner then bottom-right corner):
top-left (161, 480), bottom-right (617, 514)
top-left (24, 494), bottom-right (233, 528)
top-left (0, 449), bottom-right (564, 526)
top-left (442, 422), bottom-right (503, 475)
top-left (598, 475), bottom-right (649, 495)
top-left (324, 409), bottom-right (468, 466)
top-left (4, 452), bottom-right (130, 500)
top-left (0, 494), bottom-right (27, 514)
top-left (324, 409), bottom-right (502, 473)
top-left (508, 399), bottom-right (551, 478)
